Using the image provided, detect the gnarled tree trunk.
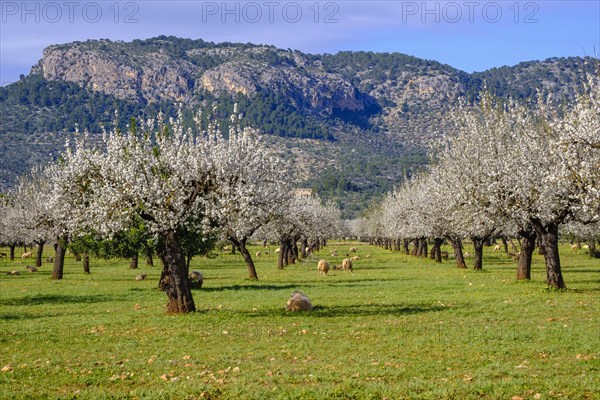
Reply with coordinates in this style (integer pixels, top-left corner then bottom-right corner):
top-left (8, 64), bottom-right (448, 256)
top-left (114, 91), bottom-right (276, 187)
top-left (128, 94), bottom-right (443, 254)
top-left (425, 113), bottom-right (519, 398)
top-left (448, 237), bottom-right (466, 268)
top-left (229, 236), bottom-right (259, 280)
top-left (517, 229), bottom-right (536, 281)
top-left (531, 220), bottom-right (566, 289)
top-left (52, 236), bottom-right (68, 280)
top-left (431, 238), bottom-right (444, 263)
top-left (35, 241), bottom-right (45, 268)
top-left (472, 237), bottom-right (485, 271)
top-left (157, 231), bottom-right (195, 313)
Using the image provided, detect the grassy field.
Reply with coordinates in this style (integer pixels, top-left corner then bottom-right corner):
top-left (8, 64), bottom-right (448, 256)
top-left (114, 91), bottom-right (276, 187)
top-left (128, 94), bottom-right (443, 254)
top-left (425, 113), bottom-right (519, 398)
top-left (0, 242), bottom-right (598, 399)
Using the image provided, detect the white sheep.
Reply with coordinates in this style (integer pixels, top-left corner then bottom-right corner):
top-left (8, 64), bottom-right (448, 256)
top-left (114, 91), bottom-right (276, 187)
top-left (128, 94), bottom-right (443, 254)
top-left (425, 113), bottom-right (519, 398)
top-left (341, 258), bottom-right (353, 272)
top-left (285, 291), bottom-right (313, 311)
top-left (24, 265), bottom-right (38, 272)
top-left (493, 244), bottom-right (501, 252)
top-left (256, 251), bottom-right (261, 257)
top-left (21, 251), bottom-right (32, 259)
top-left (317, 259), bottom-right (330, 275)
top-left (349, 247), bottom-right (358, 253)
top-left (134, 274), bottom-right (147, 281)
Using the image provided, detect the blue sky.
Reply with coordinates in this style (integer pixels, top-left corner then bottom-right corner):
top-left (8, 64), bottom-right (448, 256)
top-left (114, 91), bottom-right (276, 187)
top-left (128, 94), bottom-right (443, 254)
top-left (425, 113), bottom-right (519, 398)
top-left (1, 1), bottom-right (599, 85)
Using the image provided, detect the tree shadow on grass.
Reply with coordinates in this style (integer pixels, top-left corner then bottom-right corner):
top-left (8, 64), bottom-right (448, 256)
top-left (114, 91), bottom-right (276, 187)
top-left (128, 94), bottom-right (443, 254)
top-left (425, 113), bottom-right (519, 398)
top-left (0, 312), bottom-right (49, 321)
top-left (0, 293), bottom-right (123, 307)
top-left (201, 284), bottom-right (310, 293)
top-left (246, 303), bottom-right (450, 318)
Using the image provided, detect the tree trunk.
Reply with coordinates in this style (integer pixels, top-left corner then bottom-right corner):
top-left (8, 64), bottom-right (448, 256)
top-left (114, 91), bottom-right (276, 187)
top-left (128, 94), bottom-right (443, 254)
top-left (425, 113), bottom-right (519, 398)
top-left (532, 221), bottom-right (566, 289)
top-left (9, 244), bottom-right (16, 261)
top-left (472, 237), bottom-right (485, 271)
top-left (129, 253), bottom-right (139, 269)
top-left (517, 229), bottom-right (536, 281)
top-left (52, 237), bottom-right (68, 280)
top-left (301, 238), bottom-right (308, 259)
top-left (156, 231), bottom-right (196, 313)
top-left (432, 238), bottom-right (443, 263)
top-left (239, 244), bottom-right (259, 280)
top-left (421, 238), bottom-right (428, 258)
top-left (448, 237), bottom-right (467, 268)
top-left (145, 247), bottom-right (154, 266)
top-left (230, 237), bottom-right (259, 280)
top-left (501, 237), bottom-right (509, 253)
top-left (35, 241), bottom-right (45, 268)
top-left (286, 239), bottom-right (295, 265)
top-left (277, 241), bottom-right (285, 270)
top-left (410, 239), bottom-right (418, 256)
top-left (536, 236), bottom-right (545, 255)
top-left (402, 239), bottom-right (410, 255)
top-left (587, 240), bottom-right (600, 258)
top-left (83, 253), bottom-right (90, 274)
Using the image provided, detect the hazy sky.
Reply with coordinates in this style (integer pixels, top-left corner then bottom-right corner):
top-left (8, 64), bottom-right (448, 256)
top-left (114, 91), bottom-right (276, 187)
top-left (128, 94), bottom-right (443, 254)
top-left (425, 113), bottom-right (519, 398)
top-left (1, 0), bottom-right (598, 85)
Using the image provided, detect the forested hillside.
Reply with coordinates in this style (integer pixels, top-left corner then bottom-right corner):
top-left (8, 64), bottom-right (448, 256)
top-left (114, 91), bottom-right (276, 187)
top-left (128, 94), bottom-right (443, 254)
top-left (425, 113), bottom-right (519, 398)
top-left (1, 36), bottom-right (596, 216)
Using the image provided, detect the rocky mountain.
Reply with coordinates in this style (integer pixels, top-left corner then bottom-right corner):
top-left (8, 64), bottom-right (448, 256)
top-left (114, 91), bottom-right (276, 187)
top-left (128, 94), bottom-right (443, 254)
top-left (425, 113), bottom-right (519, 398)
top-left (1, 36), bottom-right (596, 216)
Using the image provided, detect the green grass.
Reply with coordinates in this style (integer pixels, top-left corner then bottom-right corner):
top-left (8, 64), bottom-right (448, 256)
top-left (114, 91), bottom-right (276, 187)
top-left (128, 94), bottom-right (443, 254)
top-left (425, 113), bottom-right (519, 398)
top-left (1, 243), bottom-right (598, 399)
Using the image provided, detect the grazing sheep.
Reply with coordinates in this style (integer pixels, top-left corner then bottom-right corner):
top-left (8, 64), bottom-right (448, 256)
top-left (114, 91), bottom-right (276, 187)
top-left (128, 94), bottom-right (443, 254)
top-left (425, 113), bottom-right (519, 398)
top-left (333, 264), bottom-right (343, 270)
top-left (350, 256), bottom-right (361, 261)
top-left (0, 252), bottom-right (7, 258)
top-left (21, 251), bottom-right (33, 259)
top-left (582, 244), bottom-right (590, 249)
top-left (285, 291), bottom-right (313, 311)
top-left (189, 270), bottom-right (204, 288)
top-left (341, 258), bottom-right (353, 272)
top-left (6, 270), bottom-right (20, 276)
top-left (46, 257), bottom-right (54, 263)
top-left (274, 248), bottom-right (281, 254)
top-left (330, 251), bottom-right (338, 257)
top-left (349, 247), bottom-right (357, 253)
top-left (570, 243), bottom-right (579, 250)
top-left (256, 251), bottom-right (261, 257)
top-left (365, 254), bottom-right (371, 259)
top-left (317, 259), bottom-right (330, 275)
top-left (134, 274), bottom-right (147, 281)
top-left (464, 252), bottom-right (470, 258)
top-left (222, 245), bottom-right (231, 252)
top-left (493, 244), bottom-right (501, 252)
top-left (305, 247), bottom-right (310, 254)
top-left (24, 265), bottom-right (38, 272)
top-left (441, 251), bottom-right (449, 261)
top-left (508, 252), bottom-right (520, 262)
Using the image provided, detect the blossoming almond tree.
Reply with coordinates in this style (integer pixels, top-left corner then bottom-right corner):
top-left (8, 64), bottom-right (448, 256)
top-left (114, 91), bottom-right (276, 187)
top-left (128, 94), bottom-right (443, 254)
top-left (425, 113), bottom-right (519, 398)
top-left (209, 118), bottom-right (290, 280)
top-left (45, 111), bottom-right (288, 313)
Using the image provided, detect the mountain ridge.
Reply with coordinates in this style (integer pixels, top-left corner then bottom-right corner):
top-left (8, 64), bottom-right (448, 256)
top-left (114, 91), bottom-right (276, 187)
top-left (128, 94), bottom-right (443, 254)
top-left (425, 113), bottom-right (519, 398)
top-left (1, 36), bottom-right (596, 216)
